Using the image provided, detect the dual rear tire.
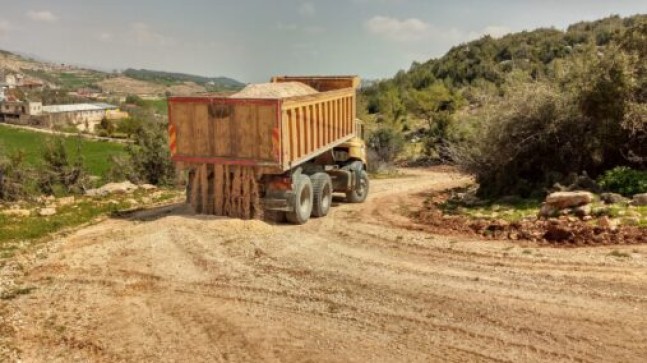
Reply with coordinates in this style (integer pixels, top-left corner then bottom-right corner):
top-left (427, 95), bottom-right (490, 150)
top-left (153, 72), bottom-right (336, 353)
top-left (281, 169), bottom-right (367, 225)
top-left (285, 173), bottom-right (333, 225)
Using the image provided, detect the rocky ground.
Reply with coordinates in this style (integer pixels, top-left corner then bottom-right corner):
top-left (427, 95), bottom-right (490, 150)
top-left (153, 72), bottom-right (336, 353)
top-left (1, 168), bottom-right (647, 362)
top-left (415, 190), bottom-right (647, 246)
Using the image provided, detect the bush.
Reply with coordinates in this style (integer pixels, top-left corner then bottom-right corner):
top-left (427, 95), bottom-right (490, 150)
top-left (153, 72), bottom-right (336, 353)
top-left (116, 117), bottom-right (144, 138)
top-left (451, 48), bottom-right (644, 197)
top-left (0, 149), bottom-right (34, 201)
top-left (38, 138), bottom-right (87, 196)
top-left (366, 127), bottom-right (404, 172)
top-left (121, 122), bottom-right (175, 185)
top-left (98, 118), bottom-right (115, 136)
top-left (597, 167), bottom-right (647, 196)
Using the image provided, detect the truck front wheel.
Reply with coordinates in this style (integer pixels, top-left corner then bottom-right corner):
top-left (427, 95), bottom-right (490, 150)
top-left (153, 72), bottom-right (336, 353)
top-left (286, 175), bottom-right (313, 224)
top-left (346, 170), bottom-right (369, 203)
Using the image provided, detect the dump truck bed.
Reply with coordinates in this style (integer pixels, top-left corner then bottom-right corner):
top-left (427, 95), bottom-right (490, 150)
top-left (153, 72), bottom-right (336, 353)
top-left (168, 76), bottom-right (358, 174)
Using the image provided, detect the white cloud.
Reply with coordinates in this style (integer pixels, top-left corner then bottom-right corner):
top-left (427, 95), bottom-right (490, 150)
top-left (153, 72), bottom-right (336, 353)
top-left (0, 20), bottom-right (10, 37)
top-left (131, 23), bottom-right (175, 46)
top-left (276, 23), bottom-right (325, 35)
top-left (366, 15), bottom-right (511, 44)
top-left (276, 22), bottom-right (299, 31)
top-left (365, 16), bottom-right (430, 43)
top-left (299, 2), bottom-right (316, 16)
top-left (474, 25), bottom-right (513, 39)
top-left (26, 10), bottom-right (58, 23)
top-left (98, 32), bottom-right (113, 42)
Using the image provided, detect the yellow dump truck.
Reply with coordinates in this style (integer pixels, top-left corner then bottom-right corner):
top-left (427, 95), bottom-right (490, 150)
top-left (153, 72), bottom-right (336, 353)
top-left (168, 76), bottom-right (368, 224)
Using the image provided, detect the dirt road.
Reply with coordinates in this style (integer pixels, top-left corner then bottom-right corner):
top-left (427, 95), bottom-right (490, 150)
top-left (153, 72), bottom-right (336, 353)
top-left (3, 169), bottom-right (647, 362)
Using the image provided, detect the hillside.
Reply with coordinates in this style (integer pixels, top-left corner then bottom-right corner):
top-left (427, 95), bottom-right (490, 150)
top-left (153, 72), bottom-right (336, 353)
top-left (0, 49), bottom-right (243, 96)
top-left (123, 68), bottom-right (244, 92)
top-left (364, 14), bottom-right (647, 107)
top-left (362, 14), bottom-right (647, 197)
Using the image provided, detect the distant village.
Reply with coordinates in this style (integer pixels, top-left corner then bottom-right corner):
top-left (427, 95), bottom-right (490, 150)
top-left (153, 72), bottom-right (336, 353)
top-left (0, 70), bottom-right (129, 133)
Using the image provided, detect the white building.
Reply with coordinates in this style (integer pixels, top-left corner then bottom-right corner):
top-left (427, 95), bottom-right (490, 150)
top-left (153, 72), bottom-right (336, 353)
top-left (41, 103), bottom-right (120, 132)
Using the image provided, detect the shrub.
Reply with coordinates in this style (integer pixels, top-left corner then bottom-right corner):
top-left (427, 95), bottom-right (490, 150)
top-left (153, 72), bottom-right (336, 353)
top-left (0, 149), bottom-right (34, 201)
top-left (98, 118), bottom-right (115, 136)
top-left (124, 122), bottom-right (175, 185)
top-left (366, 127), bottom-right (404, 172)
top-left (38, 138), bottom-right (87, 195)
top-left (116, 117), bottom-right (144, 138)
top-left (597, 167), bottom-right (647, 196)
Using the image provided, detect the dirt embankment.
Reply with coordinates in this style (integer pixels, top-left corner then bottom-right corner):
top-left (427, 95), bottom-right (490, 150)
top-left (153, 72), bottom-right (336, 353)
top-left (415, 192), bottom-right (647, 246)
top-left (2, 168), bottom-right (647, 362)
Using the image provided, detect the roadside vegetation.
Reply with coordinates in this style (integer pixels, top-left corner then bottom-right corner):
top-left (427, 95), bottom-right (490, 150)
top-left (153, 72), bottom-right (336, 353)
top-left (0, 127), bottom-right (125, 179)
top-left (0, 95), bottom-right (178, 250)
top-left (123, 68), bottom-right (244, 92)
top-left (362, 15), bottom-right (647, 202)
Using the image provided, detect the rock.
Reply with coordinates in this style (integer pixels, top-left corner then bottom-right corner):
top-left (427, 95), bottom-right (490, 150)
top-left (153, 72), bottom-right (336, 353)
top-left (38, 207), bottom-right (57, 217)
top-left (632, 193), bottom-right (647, 206)
top-left (600, 193), bottom-right (629, 205)
top-left (85, 188), bottom-right (110, 198)
top-left (573, 204), bottom-right (592, 218)
top-left (140, 184), bottom-right (157, 191)
top-left (624, 217), bottom-right (641, 226)
top-left (538, 203), bottom-right (559, 218)
top-left (102, 181), bottom-right (138, 194)
top-left (1, 209), bottom-right (31, 217)
top-left (583, 216), bottom-right (593, 222)
top-left (86, 181), bottom-right (138, 197)
top-left (545, 191), bottom-right (594, 210)
top-left (126, 198), bottom-right (138, 206)
top-left (140, 197), bottom-right (152, 204)
top-left (544, 226), bottom-right (574, 242)
top-left (598, 216), bottom-right (620, 230)
top-left (56, 196), bottom-right (75, 206)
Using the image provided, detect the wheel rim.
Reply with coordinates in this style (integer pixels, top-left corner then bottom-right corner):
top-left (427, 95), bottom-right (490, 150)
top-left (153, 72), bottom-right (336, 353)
top-left (300, 184), bottom-right (312, 213)
top-left (322, 183), bottom-right (331, 211)
top-left (356, 179), bottom-right (367, 197)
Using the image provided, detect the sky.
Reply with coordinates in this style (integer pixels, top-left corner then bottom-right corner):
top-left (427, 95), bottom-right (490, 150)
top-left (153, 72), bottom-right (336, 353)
top-left (0, 1), bottom-right (646, 83)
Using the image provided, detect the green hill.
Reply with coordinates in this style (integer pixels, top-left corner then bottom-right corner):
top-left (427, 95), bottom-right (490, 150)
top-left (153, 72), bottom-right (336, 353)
top-left (362, 14), bottom-right (647, 197)
top-left (123, 68), bottom-right (244, 91)
top-left (364, 14), bottom-right (647, 108)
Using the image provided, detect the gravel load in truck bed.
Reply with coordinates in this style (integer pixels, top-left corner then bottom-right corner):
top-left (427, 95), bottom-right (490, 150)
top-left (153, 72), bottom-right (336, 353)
top-left (230, 82), bottom-right (318, 99)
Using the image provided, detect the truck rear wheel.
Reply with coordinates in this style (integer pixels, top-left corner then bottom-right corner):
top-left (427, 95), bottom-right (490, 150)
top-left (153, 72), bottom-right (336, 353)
top-left (286, 175), bottom-right (313, 225)
top-left (310, 172), bottom-right (332, 217)
top-left (346, 170), bottom-right (369, 203)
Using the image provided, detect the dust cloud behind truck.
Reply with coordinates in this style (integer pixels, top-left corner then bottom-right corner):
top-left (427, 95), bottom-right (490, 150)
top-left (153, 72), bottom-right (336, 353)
top-left (168, 76), bottom-right (369, 224)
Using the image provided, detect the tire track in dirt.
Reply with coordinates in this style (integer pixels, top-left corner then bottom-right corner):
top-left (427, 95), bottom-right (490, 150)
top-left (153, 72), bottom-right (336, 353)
top-left (3, 168), bottom-right (647, 362)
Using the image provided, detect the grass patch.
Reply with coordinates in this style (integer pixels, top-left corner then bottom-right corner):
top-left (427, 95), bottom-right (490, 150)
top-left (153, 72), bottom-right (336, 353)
top-left (0, 126), bottom-right (126, 178)
top-left (1, 286), bottom-right (36, 300)
top-left (141, 99), bottom-right (168, 115)
top-left (0, 200), bottom-right (127, 247)
top-left (0, 189), bottom-right (181, 257)
top-left (608, 250), bottom-right (632, 258)
top-left (441, 196), bottom-right (542, 222)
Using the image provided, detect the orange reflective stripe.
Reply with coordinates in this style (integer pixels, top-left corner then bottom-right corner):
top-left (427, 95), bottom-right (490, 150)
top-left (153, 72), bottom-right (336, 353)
top-left (168, 123), bottom-right (177, 156)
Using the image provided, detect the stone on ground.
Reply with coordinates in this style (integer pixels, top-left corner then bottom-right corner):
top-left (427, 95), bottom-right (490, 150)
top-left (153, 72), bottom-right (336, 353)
top-left (38, 207), bottom-right (57, 217)
top-left (86, 181), bottom-right (139, 197)
top-left (633, 193), bottom-right (647, 206)
top-left (545, 191), bottom-right (594, 210)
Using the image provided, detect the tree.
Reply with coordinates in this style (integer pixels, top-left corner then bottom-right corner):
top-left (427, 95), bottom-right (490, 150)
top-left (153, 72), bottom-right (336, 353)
top-left (406, 82), bottom-right (461, 158)
top-left (126, 122), bottom-right (175, 185)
